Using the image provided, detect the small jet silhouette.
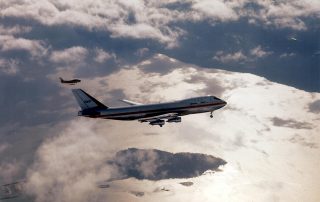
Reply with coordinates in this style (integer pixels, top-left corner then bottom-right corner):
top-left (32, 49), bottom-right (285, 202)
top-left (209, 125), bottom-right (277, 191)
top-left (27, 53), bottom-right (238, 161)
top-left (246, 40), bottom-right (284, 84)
top-left (59, 77), bottom-right (81, 85)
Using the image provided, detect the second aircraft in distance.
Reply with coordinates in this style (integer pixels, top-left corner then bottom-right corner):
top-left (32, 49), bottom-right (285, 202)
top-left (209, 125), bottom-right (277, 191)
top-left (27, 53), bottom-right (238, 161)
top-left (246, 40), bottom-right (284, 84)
top-left (72, 89), bottom-right (227, 127)
top-left (60, 77), bottom-right (81, 85)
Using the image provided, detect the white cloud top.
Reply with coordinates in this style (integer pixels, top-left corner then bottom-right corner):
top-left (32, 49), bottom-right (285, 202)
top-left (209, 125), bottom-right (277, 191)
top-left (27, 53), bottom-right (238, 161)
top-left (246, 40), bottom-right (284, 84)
top-left (49, 46), bottom-right (88, 63)
top-left (1, 0), bottom-right (319, 46)
top-left (0, 35), bottom-right (47, 57)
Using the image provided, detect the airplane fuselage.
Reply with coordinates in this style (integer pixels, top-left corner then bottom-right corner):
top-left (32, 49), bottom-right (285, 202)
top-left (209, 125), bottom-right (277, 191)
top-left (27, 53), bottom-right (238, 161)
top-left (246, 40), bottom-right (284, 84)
top-left (72, 89), bottom-right (226, 127)
top-left (79, 96), bottom-right (226, 120)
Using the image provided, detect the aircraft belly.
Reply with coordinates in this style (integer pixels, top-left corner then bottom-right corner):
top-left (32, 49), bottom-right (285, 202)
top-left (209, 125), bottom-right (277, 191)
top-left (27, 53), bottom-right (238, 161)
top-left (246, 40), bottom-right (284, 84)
top-left (105, 114), bottom-right (146, 120)
top-left (104, 112), bottom-right (166, 120)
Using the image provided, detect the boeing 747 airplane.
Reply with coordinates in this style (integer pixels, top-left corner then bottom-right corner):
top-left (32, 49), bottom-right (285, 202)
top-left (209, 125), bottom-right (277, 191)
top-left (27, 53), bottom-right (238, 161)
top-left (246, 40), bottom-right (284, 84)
top-left (72, 89), bottom-right (227, 127)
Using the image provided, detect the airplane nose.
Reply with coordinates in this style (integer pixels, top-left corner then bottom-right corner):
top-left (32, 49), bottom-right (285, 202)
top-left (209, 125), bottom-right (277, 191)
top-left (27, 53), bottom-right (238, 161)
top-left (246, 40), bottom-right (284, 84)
top-left (222, 100), bottom-right (227, 106)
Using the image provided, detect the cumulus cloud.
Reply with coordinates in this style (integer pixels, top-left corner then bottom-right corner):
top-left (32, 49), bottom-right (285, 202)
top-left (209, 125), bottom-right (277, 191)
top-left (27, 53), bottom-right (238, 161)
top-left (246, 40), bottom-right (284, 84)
top-left (213, 46), bottom-right (272, 63)
top-left (49, 46), bottom-right (88, 64)
top-left (191, 0), bottom-right (238, 22)
top-left (94, 48), bottom-right (114, 63)
top-left (25, 120), bottom-right (115, 202)
top-left (250, 46), bottom-right (272, 58)
top-left (1, 0), bottom-right (319, 49)
top-left (258, 0), bottom-right (320, 30)
top-left (0, 0), bottom-right (186, 47)
top-left (213, 51), bottom-right (247, 63)
top-left (109, 23), bottom-right (185, 48)
top-left (0, 25), bottom-right (32, 35)
top-left (0, 35), bottom-right (48, 57)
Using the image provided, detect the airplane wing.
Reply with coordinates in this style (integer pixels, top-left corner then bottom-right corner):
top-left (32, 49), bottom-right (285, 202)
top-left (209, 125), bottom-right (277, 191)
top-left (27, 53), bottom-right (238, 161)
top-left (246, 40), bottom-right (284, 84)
top-left (119, 99), bottom-right (142, 106)
top-left (138, 113), bottom-right (179, 122)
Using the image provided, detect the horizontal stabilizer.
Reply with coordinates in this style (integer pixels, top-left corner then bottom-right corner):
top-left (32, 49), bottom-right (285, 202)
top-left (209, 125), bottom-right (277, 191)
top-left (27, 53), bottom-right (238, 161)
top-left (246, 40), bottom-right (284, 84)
top-left (119, 99), bottom-right (142, 106)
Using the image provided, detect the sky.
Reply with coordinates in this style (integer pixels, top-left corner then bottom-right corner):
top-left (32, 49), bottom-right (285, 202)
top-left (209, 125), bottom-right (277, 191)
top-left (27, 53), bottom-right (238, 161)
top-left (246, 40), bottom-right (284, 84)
top-left (0, 0), bottom-right (319, 201)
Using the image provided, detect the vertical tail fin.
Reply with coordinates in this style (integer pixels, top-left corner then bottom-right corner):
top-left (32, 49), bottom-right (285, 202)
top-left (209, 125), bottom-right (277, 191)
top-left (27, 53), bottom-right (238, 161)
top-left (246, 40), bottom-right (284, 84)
top-left (72, 89), bottom-right (108, 110)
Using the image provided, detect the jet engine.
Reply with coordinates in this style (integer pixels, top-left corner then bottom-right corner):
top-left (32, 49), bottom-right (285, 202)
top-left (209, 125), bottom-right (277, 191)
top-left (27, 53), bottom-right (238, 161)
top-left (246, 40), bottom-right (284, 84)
top-left (167, 117), bottom-right (181, 123)
top-left (149, 119), bottom-right (165, 127)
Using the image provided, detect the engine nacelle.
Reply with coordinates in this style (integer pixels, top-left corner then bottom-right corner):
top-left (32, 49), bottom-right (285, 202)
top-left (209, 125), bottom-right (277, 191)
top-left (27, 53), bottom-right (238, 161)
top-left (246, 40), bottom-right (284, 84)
top-left (149, 119), bottom-right (165, 127)
top-left (167, 117), bottom-right (181, 123)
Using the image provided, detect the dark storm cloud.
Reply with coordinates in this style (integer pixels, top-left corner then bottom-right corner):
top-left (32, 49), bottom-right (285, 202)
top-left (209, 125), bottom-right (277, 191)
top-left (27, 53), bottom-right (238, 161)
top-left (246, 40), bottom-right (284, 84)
top-left (271, 117), bottom-right (313, 129)
top-left (108, 148), bottom-right (226, 181)
top-left (308, 100), bottom-right (320, 113)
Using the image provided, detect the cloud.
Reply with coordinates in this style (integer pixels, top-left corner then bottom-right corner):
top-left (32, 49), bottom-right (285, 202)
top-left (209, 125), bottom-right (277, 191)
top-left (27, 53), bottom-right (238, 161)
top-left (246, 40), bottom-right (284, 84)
top-left (109, 23), bottom-right (184, 48)
top-left (250, 46), bottom-right (272, 58)
top-left (0, 143), bottom-right (10, 154)
top-left (184, 72), bottom-right (226, 97)
top-left (1, 0), bottom-right (319, 51)
top-left (49, 46), bottom-right (88, 64)
top-left (191, 0), bottom-right (238, 22)
top-left (271, 117), bottom-right (313, 129)
top-left (0, 35), bottom-right (48, 57)
top-left (135, 48), bottom-right (149, 57)
top-left (0, 25), bottom-right (32, 35)
top-left (213, 51), bottom-right (247, 63)
top-left (243, 0), bottom-right (320, 30)
top-left (25, 120), bottom-right (115, 202)
top-left (279, 52), bottom-right (296, 58)
top-left (288, 134), bottom-right (318, 149)
top-left (0, 0), bottom-right (186, 47)
top-left (0, 58), bottom-right (19, 75)
top-left (272, 17), bottom-right (307, 30)
top-left (0, 160), bottom-right (21, 182)
top-left (94, 48), bottom-right (114, 63)
top-left (1, 53), bottom-right (319, 202)
top-left (308, 100), bottom-right (320, 113)
top-left (213, 46), bottom-right (272, 64)
top-left (138, 53), bottom-right (182, 75)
